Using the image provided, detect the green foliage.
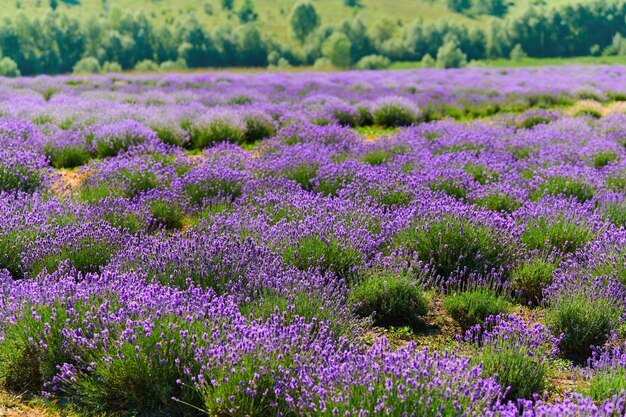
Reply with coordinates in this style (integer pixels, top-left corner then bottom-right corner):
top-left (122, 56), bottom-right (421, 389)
top-left (101, 61), bottom-right (122, 73)
top-left (185, 178), bottom-right (242, 206)
top-left (464, 163), bottom-right (499, 185)
top-left (148, 200), bottom-right (184, 230)
top-left (356, 54), bottom-right (391, 70)
top-left (517, 116), bottom-right (551, 130)
top-left (238, 0), bottom-right (258, 23)
top-left (429, 178), bottom-right (467, 200)
top-left (366, 188), bottom-right (412, 206)
top-left (575, 108), bottom-right (602, 119)
top-left (372, 103), bottom-right (417, 128)
top-left (0, 230), bottom-right (38, 279)
top-left (472, 194), bottom-right (521, 213)
top-left (90, 131), bottom-right (147, 159)
top-left (481, 342), bottom-right (547, 400)
top-left (509, 44), bottom-right (527, 61)
top-left (510, 257), bottom-right (556, 305)
top-left (44, 144), bottom-right (91, 169)
top-left (283, 163), bottom-right (318, 190)
top-left (242, 114), bottom-right (275, 143)
top-left (240, 290), bottom-right (355, 338)
top-left (289, 1), bottom-right (319, 42)
top-left (0, 301), bottom-right (203, 414)
top-left (394, 217), bottom-right (514, 280)
top-left (0, 165), bottom-right (42, 193)
top-left (443, 288), bottom-right (511, 331)
top-left (360, 149), bottom-right (392, 166)
top-left (282, 235), bottom-right (362, 279)
top-left (0, 57), bottom-right (20, 77)
top-left (531, 176), bottom-right (594, 203)
top-left (436, 36), bottom-right (467, 69)
top-left (546, 291), bottom-right (622, 360)
top-left (29, 237), bottom-right (121, 277)
top-left (588, 368), bottom-right (626, 402)
top-left (601, 201), bottom-right (626, 228)
top-left (322, 32), bottom-right (352, 68)
top-left (188, 119), bottom-right (245, 149)
top-left (134, 59), bottom-right (159, 71)
top-left (72, 57), bottom-right (101, 74)
top-left (348, 271), bottom-right (429, 328)
top-left (592, 151), bottom-right (618, 168)
top-left (606, 170), bottom-right (626, 192)
top-left (521, 216), bottom-right (594, 255)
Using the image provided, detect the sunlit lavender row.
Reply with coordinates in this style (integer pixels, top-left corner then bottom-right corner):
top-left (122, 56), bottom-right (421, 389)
top-left (1, 67), bottom-right (626, 416)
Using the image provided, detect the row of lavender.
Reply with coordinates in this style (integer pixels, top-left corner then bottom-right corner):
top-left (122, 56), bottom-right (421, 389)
top-left (2, 66), bottom-right (626, 135)
top-left (1, 68), bottom-right (626, 416)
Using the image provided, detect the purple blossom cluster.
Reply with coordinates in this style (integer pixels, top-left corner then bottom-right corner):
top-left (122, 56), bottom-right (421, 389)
top-left (0, 68), bottom-right (626, 416)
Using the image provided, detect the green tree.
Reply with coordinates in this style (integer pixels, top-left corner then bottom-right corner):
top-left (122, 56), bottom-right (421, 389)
top-left (289, 1), bottom-right (320, 43)
top-left (0, 57), bottom-right (20, 77)
top-left (73, 56), bottom-right (101, 74)
top-left (238, 0), bottom-right (258, 23)
top-left (436, 36), bottom-right (467, 68)
top-left (321, 31), bottom-right (352, 68)
top-left (509, 43), bottom-right (527, 60)
top-left (221, 0), bottom-right (233, 11)
top-left (447, 0), bottom-right (471, 12)
top-left (237, 24), bottom-right (268, 66)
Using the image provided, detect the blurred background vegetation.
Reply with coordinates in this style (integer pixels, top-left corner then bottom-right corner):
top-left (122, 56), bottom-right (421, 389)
top-left (0, 0), bottom-right (624, 76)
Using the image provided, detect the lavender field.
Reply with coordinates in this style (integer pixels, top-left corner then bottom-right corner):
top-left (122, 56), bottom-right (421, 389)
top-left (2, 66), bottom-right (626, 416)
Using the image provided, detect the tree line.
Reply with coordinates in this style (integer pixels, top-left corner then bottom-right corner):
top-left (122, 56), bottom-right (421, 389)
top-left (0, 0), bottom-right (626, 76)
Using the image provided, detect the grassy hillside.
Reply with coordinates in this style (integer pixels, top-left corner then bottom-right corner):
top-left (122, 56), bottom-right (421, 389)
top-left (7, 0), bottom-right (593, 44)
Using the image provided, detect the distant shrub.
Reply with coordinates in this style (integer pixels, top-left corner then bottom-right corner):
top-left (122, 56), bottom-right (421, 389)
top-left (443, 288), bottom-right (511, 331)
top-left (436, 37), bottom-right (467, 69)
top-left (44, 144), bottom-right (91, 169)
top-left (372, 97), bottom-right (420, 127)
top-left (72, 57), bottom-right (101, 74)
top-left (349, 271), bottom-right (428, 328)
top-left (421, 53), bottom-right (436, 68)
top-left (159, 59), bottom-right (187, 71)
top-left (134, 59), bottom-right (159, 72)
top-left (356, 55), bottom-right (391, 70)
top-left (510, 257), bottom-right (556, 305)
top-left (101, 61), bottom-right (122, 73)
top-left (0, 57), bottom-right (20, 77)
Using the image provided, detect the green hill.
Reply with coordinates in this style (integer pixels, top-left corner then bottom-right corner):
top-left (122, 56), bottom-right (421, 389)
top-left (7, 0), bottom-right (593, 44)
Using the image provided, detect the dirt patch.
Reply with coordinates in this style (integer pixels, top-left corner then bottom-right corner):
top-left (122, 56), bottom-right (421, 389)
top-left (0, 393), bottom-right (61, 417)
top-left (51, 169), bottom-right (88, 196)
